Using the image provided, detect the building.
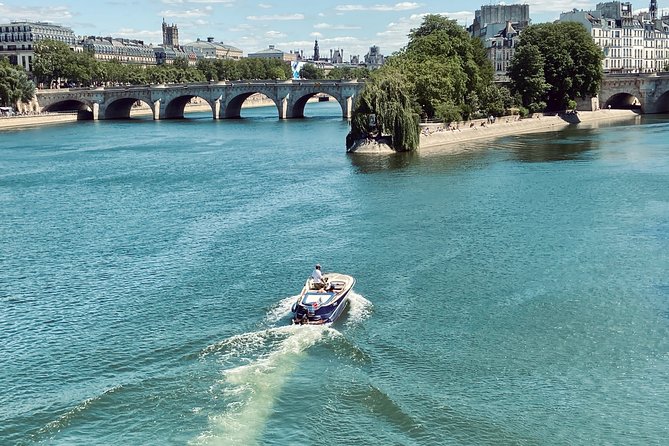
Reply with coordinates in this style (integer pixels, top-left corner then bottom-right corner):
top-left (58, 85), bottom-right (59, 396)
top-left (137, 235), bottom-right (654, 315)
top-left (247, 45), bottom-right (296, 62)
top-left (154, 45), bottom-right (204, 66)
top-left (468, 4), bottom-right (530, 82)
top-left (162, 19), bottom-right (179, 47)
top-left (183, 37), bottom-right (242, 60)
top-left (469, 4), bottom-right (530, 38)
top-left (486, 21), bottom-right (522, 82)
top-left (364, 45), bottom-right (384, 68)
top-left (81, 36), bottom-right (156, 66)
top-left (0, 21), bottom-right (77, 72)
top-left (559, 1), bottom-right (669, 73)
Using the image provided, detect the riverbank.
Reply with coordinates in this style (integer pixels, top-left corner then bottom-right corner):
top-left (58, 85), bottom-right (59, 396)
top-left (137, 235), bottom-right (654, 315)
top-left (418, 109), bottom-right (640, 154)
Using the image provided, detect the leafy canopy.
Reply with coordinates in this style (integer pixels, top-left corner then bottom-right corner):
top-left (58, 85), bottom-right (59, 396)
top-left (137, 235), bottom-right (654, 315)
top-left (508, 22), bottom-right (603, 111)
top-left (0, 58), bottom-right (35, 106)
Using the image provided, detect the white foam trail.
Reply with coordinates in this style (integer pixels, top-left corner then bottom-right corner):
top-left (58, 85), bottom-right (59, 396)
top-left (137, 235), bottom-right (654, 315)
top-left (192, 325), bottom-right (336, 446)
top-left (263, 295), bottom-right (299, 324)
top-left (344, 291), bottom-right (373, 327)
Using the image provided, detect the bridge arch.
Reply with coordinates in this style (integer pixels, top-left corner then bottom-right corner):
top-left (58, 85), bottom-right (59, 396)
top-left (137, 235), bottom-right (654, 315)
top-left (288, 85), bottom-right (351, 119)
top-left (163, 94), bottom-right (215, 119)
top-left (103, 97), bottom-right (154, 119)
top-left (223, 90), bottom-right (280, 118)
top-left (41, 99), bottom-right (96, 120)
top-left (602, 92), bottom-right (641, 110)
top-left (651, 90), bottom-right (669, 113)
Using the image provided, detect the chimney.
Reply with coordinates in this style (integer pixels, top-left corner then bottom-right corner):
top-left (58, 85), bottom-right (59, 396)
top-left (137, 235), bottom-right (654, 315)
top-left (207, 37), bottom-right (214, 43)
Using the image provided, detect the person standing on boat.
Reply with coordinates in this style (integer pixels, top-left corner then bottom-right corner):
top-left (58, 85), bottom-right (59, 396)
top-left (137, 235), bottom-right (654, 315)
top-left (311, 264), bottom-right (326, 289)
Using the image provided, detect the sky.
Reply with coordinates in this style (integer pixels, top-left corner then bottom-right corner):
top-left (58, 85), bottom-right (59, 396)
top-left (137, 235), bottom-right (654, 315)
top-left (0, 1), bottom-right (639, 58)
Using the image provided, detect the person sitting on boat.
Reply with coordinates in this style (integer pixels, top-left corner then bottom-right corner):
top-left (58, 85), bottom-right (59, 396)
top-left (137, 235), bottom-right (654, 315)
top-left (311, 264), bottom-right (326, 290)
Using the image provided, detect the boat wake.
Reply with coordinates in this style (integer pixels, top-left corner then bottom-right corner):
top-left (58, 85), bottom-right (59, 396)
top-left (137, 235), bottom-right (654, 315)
top-left (191, 291), bottom-right (372, 445)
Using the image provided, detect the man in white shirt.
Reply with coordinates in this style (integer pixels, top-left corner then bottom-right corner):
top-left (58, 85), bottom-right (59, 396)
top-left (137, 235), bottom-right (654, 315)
top-left (311, 264), bottom-right (325, 289)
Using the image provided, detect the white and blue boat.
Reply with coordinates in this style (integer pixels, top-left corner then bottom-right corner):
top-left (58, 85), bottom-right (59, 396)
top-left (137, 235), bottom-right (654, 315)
top-left (291, 272), bottom-right (356, 325)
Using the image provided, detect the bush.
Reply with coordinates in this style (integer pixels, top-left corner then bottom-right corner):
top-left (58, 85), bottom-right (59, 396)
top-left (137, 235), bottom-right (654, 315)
top-left (518, 106), bottom-right (529, 118)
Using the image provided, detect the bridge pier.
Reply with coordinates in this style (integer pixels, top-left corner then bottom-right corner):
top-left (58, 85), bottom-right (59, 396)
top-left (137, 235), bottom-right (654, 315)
top-left (153, 99), bottom-right (161, 120)
top-left (342, 96), bottom-right (353, 120)
top-left (92, 102), bottom-right (99, 120)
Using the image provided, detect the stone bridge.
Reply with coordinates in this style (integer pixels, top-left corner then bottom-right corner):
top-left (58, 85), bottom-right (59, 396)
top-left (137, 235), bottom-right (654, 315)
top-left (35, 79), bottom-right (365, 120)
top-left (598, 72), bottom-right (669, 113)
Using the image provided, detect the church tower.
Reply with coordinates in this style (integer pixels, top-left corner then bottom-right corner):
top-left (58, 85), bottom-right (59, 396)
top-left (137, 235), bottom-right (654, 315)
top-left (162, 18), bottom-right (179, 47)
top-left (650, 0), bottom-right (658, 20)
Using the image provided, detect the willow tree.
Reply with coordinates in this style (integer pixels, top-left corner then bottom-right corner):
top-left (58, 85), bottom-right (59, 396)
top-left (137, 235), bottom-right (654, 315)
top-left (390, 14), bottom-right (493, 119)
top-left (348, 69), bottom-right (419, 151)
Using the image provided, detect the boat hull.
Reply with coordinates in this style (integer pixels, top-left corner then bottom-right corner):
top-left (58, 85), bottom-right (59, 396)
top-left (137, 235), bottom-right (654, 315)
top-left (291, 273), bottom-right (355, 325)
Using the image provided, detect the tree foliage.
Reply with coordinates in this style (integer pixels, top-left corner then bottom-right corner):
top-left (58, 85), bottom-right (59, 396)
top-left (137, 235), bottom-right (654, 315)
top-left (0, 58), bottom-right (35, 106)
top-left (298, 63), bottom-right (325, 79)
top-left (33, 40), bottom-right (292, 88)
top-left (508, 22), bottom-right (603, 111)
top-left (349, 68), bottom-right (419, 151)
top-left (391, 14), bottom-right (493, 118)
top-left (326, 66), bottom-right (370, 80)
top-left (349, 14), bottom-right (496, 151)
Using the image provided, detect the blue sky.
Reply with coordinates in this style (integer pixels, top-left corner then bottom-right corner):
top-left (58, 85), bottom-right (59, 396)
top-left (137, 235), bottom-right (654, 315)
top-left (0, 1), bottom-right (623, 57)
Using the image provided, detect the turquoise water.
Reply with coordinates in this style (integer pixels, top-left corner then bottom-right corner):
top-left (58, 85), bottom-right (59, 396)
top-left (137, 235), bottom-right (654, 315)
top-left (1, 103), bottom-right (669, 445)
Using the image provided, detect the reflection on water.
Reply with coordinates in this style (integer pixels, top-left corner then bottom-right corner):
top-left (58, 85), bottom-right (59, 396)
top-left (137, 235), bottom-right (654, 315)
top-left (348, 151), bottom-right (418, 173)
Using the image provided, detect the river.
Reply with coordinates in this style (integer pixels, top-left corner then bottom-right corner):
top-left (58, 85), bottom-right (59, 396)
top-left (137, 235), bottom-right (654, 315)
top-left (1, 102), bottom-right (668, 445)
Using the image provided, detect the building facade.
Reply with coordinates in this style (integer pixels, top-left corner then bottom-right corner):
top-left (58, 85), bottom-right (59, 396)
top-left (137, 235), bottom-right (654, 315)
top-left (182, 37), bottom-right (243, 60)
top-left (248, 45), bottom-right (296, 62)
top-left (469, 4), bottom-right (530, 82)
top-left (81, 37), bottom-right (156, 66)
top-left (0, 21), bottom-right (77, 72)
top-left (469, 4), bottom-right (530, 38)
top-left (364, 46), bottom-right (384, 68)
top-left (560, 1), bottom-right (669, 73)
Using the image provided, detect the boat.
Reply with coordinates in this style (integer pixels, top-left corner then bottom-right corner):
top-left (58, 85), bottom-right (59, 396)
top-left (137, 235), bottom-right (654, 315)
top-left (291, 272), bottom-right (356, 325)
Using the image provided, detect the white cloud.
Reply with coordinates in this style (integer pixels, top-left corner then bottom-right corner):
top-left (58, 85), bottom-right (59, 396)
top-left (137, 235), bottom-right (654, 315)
top-left (246, 13), bottom-right (304, 20)
top-left (258, 3), bottom-right (272, 8)
top-left (310, 32), bottom-right (323, 37)
top-left (314, 22), bottom-right (361, 30)
top-left (336, 2), bottom-right (420, 12)
top-left (265, 30), bottom-right (286, 38)
top-left (375, 11), bottom-right (474, 52)
top-left (114, 28), bottom-right (163, 41)
top-left (0, 4), bottom-right (73, 22)
top-left (161, 7), bottom-right (214, 18)
top-left (524, 0), bottom-right (592, 14)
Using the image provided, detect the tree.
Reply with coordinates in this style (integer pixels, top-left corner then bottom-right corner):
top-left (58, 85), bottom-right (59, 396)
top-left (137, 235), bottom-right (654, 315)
top-left (0, 58), bottom-right (35, 106)
top-left (33, 39), bottom-right (73, 87)
top-left (509, 22), bottom-right (603, 110)
top-left (387, 14), bottom-right (493, 119)
top-left (299, 63), bottom-right (324, 79)
top-left (349, 68), bottom-right (420, 151)
top-left (327, 66), bottom-right (370, 80)
top-left (507, 44), bottom-right (549, 108)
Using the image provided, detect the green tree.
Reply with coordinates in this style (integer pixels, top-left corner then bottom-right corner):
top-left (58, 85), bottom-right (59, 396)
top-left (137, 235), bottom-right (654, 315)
top-left (509, 22), bottom-right (603, 110)
top-left (349, 69), bottom-right (419, 151)
top-left (299, 63), bottom-right (324, 79)
top-left (32, 39), bottom-right (73, 87)
top-left (387, 14), bottom-right (493, 119)
top-left (0, 58), bottom-right (35, 106)
top-left (507, 44), bottom-right (549, 108)
top-left (197, 59), bottom-right (218, 81)
top-left (327, 66), bottom-right (370, 80)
